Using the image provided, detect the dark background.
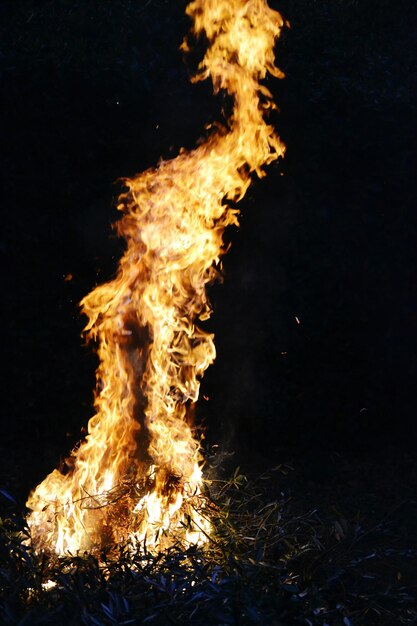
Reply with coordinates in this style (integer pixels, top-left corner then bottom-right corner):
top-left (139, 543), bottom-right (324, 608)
top-left (1, 0), bottom-right (416, 499)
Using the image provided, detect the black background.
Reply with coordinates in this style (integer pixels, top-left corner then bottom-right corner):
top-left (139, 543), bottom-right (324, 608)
top-left (1, 0), bottom-right (416, 499)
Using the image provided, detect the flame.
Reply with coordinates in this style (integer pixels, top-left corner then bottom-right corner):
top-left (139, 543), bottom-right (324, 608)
top-left (26, 0), bottom-right (285, 554)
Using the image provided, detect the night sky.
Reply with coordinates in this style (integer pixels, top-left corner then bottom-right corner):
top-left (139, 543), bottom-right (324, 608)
top-left (1, 0), bottom-right (416, 499)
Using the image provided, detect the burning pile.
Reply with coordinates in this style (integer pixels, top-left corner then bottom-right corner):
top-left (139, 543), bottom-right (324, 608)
top-left (27, 0), bottom-right (285, 554)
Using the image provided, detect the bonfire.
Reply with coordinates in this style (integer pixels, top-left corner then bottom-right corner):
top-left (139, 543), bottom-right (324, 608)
top-left (26, 0), bottom-right (285, 555)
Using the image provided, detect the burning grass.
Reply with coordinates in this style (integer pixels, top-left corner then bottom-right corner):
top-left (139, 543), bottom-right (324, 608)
top-left (1, 462), bottom-right (416, 625)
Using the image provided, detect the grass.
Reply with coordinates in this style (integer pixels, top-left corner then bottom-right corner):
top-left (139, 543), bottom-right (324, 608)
top-left (1, 461), bottom-right (416, 625)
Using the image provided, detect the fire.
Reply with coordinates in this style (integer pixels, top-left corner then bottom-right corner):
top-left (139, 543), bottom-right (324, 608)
top-left (26, 0), bottom-right (285, 554)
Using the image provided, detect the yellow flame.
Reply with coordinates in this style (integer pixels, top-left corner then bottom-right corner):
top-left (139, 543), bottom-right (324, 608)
top-left (26, 0), bottom-right (285, 554)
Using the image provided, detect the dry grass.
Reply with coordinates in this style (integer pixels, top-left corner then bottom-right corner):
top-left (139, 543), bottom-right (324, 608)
top-left (1, 462), bottom-right (416, 625)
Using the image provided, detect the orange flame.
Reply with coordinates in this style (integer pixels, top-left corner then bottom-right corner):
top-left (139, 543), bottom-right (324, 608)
top-left (26, 0), bottom-right (285, 554)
